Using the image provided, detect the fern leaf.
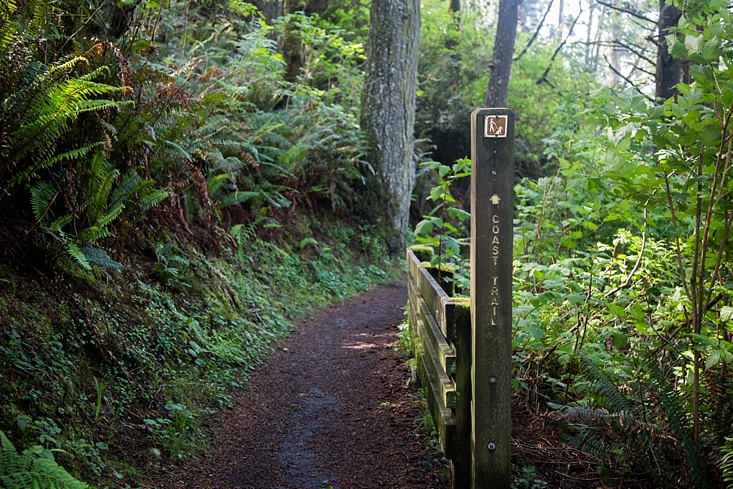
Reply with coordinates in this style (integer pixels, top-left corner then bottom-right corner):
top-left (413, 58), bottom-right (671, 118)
top-left (207, 173), bottom-right (233, 196)
top-left (66, 243), bottom-right (92, 270)
top-left (580, 358), bottom-right (636, 415)
top-left (160, 140), bottom-right (192, 161)
top-left (46, 214), bottom-right (73, 233)
top-left (30, 181), bottom-right (58, 222)
top-left (87, 168), bottom-right (119, 225)
top-left (79, 247), bottom-right (123, 271)
top-left (77, 226), bottom-right (113, 243)
top-left (0, 0), bottom-right (17, 53)
top-left (219, 191), bottom-right (259, 208)
top-left (108, 170), bottom-right (142, 212)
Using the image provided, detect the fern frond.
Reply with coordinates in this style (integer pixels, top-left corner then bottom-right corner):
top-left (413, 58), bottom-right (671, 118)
top-left (0, 0), bottom-right (17, 53)
top-left (108, 170), bottom-right (142, 212)
top-left (77, 226), bottom-right (113, 243)
top-left (87, 167), bottom-right (119, 225)
top-left (35, 143), bottom-right (104, 173)
top-left (0, 430), bottom-right (91, 488)
top-left (45, 214), bottom-right (73, 233)
top-left (646, 360), bottom-right (712, 488)
top-left (219, 191), bottom-right (259, 208)
top-left (30, 181), bottom-right (58, 222)
top-left (160, 140), bottom-right (192, 161)
top-left (580, 358), bottom-right (636, 416)
top-left (79, 247), bottom-right (122, 271)
top-left (66, 243), bottom-right (91, 270)
top-left (137, 186), bottom-right (170, 212)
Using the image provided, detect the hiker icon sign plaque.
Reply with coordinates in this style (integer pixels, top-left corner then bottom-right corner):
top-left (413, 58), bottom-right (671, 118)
top-left (484, 115), bottom-right (508, 138)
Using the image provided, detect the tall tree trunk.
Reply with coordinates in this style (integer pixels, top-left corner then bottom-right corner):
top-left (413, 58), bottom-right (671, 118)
top-left (584, 4), bottom-right (595, 68)
top-left (655, 0), bottom-right (685, 100)
top-left (483, 0), bottom-right (520, 107)
top-left (360, 0), bottom-right (420, 254)
top-left (557, 0), bottom-right (564, 39)
top-left (610, 0), bottom-right (622, 84)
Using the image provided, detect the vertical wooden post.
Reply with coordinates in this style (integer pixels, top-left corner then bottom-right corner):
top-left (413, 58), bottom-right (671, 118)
top-left (470, 108), bottom-right (514, 489)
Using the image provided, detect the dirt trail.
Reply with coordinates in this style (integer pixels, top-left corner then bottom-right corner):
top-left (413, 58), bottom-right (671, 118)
top-left (156, 283), bottom-right (448, 489)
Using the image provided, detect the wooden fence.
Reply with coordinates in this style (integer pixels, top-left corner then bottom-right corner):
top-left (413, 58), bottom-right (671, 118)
top-left (406, 248), bottom-right (472, 488)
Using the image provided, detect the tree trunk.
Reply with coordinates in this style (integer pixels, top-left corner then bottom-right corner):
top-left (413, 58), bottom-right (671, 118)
top-left (610, 0), bottom-right (622, 84)
top-left (359, 0), bottom-right (420, 254)
top-left (449, 0), bottom-right (460, 13)
top-left (483, 0), bottom-right (520, 107)
top-left (655, 0), bottom-right (685, 100)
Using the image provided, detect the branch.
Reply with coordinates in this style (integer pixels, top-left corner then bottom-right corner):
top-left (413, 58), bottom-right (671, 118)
top-left (607, 39), bottom-right (657, 67)
top-left (514, 0), bottom-right (554, 62)
top-left (595, 0), bottom-right (655, 23)
top-left (629, 62), bottom-right (655, 78)
top-left (604, 208), bottom-right (648, 298)
top-left (535, 9), bottom-right (583, 85)
top-left (603, 54), bottom-right (654, 102)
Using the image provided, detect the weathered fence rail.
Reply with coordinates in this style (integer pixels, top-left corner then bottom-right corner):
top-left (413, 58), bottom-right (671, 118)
top-left (406, 248), bottom-right (471, 487)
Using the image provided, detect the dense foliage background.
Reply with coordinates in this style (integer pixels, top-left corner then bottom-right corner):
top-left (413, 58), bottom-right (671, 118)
top-left (1, 0), bottom-right (732, 487)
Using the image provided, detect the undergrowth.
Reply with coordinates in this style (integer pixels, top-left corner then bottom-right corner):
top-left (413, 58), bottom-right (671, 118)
top-left (0, 217), bottom-right (397, 487)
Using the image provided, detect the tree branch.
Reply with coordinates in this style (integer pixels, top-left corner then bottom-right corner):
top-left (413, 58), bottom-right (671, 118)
top-left (603, 54), bottom-right (654, 102)
top-left (604, 208), bottom-right (648, 298)
top-left (514, 0), bottom-right (554, 62)
top-left (595, 0), bottom-right (655, 23)
top-left (535, 9), bottom-right (583, 85)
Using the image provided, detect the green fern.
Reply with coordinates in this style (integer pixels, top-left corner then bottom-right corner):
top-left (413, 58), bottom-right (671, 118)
top-left (30, 181), bottom-right (57, 222)
top-left (79, 247), bottom-right (122, 271)
top-left (721, 437), bottom-right (733, 488)
top-left (646, 360), bottom-right (713, 489)
top-left (0, 0), bottom-right (17, 53)
top-left (66, 243), bottom-right (92, 270)
top-left (0, 431), bottom-right (91, 489)
top-left (6, 62), bottom-right (128, 188)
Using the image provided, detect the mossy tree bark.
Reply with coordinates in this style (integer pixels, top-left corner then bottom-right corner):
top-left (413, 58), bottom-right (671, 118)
top-left (359, 0), bottom-right (420, 254)
top-left (655, 0), bottom-right (687, 100)
top-left (483, 0), bottom-right (520, 107)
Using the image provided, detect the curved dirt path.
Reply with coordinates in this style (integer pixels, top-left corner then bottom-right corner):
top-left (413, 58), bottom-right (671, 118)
top-left (163, 283), bottom-right (448, 489)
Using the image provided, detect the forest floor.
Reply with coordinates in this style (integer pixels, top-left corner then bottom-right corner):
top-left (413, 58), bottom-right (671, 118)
top-left (144, 282), bottom-right (619, 489)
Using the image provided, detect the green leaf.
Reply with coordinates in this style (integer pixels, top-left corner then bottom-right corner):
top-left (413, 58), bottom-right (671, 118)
top-left (414, 219), bottom-right (434, 236)
top-left (447, 207), bottom-right (470, 221)
top-left (685, 34), bottom-right (702, 54)
top-left (721, 306), bottom-right (733, 322)
top-left (429, 186), bottom-right (445, 202)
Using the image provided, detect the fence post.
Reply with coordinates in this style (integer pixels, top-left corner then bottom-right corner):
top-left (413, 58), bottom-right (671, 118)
top-left (470, 108), bottom-right (514, 489)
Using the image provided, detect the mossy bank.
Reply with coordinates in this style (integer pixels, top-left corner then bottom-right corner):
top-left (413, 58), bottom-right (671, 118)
top-left (0, 217), bottom-right (398, 488)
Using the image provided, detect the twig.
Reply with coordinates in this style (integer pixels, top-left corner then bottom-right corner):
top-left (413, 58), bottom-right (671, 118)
top-left (595, 0), bottom-right (655, 23)
top-left (536, 9), bottom-right (583, 85)
top-left (604, 207), bottom-right (648, 298)
top-left (603, 54), bottom-right (654, 102)
top-left (24, 191), bottom-right (58, 236)
top-left (514, 0), bottom-right (554, 62)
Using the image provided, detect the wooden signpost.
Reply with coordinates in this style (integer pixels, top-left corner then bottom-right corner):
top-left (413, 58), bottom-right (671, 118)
top-left (406, 108), bottom-right (514, 489)
top-left (470, 108), bottom-right (514, 489)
